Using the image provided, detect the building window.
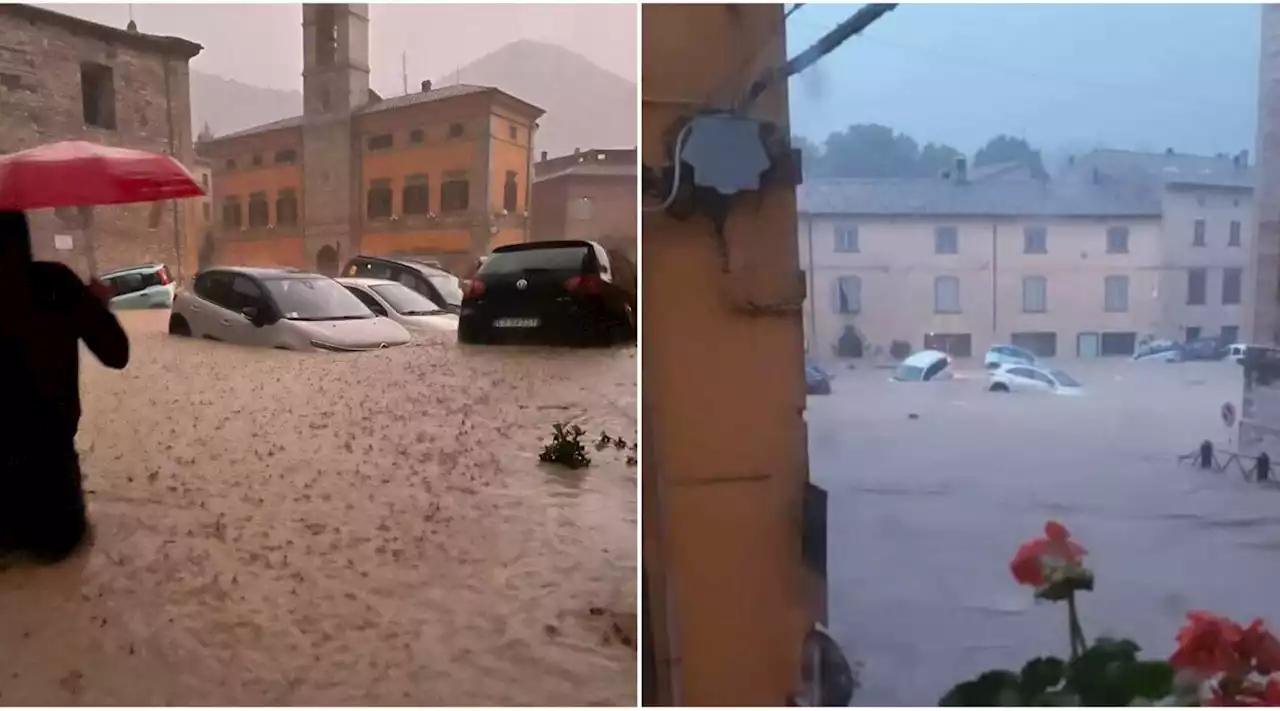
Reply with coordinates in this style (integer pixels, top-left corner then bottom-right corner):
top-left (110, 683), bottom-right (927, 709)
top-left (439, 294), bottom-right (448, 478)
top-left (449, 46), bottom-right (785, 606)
top-left (934, 226), bottom-right (958, 254)
top-left (225, 158), bottom-right (237, 171)
top-left (274, 149), bottom-right (298, 165)
top-left (508, 123), bottom-right (518, 140)
top-left (366, 179), bottom-right (393, 219)
top-left (409, 129), bottom-right (424, 144)
top-left (1187, 268), bottom-right (1207, 305)
top-left (222, 197), bottom-right (242, 229)
top-left (1104, 275), bottom-right (1129, 312)
top-left (247, 192), bottom-right (269, 228)
top-left (201, 174), bottom-right (210, 190)
top-left (1022, 276), bottom-right (1047, 313)
top-left (1023, 225), bottom-right (1047, 254)
top-left (923, 333), bottom-right (972, 358)
top-left (1193, 219), bottom-right (1206, 247)
top-left (834, 224), bottom-right (859, 253)
top-left (367, 134), bottom-right (393, 151)
top-left (251, 153), bottom-right (263, 167)
top-left (202, 202), bottom-right (211, 223)
top-left (315, 4), bottom-right (338, 66)
top-left (832, 275), bottom-right (861, 314)
top-left (276, 189), bottom-right (299, 227)
top-left (1223, 267), bottom-right (1243, 305)
top-left (1099, 332), bottom-right (1137, 356)
top-left (1222, 325), bottom-right (1240, 343)
top-left (441, 176), bottom-right (470, 212)
top-left (1011, 331), bottom-right (1058, 358)
top-left (1185, 326), bottom-right (1202, 341)
top-left (1106, 226), bottom-right (1130, 254)
top-left (80, 62), bottom-right (116, 130)
top-left (934, 275), bottom-right (960, 313)
top-left (403, 174), bottom-right (430, 215)
top-left (1230, 220), bottom-right (1242, 246)
top-left (503, 171), bottom-right (519, 213)
top-left (448, 122), bottom-right (464, 139)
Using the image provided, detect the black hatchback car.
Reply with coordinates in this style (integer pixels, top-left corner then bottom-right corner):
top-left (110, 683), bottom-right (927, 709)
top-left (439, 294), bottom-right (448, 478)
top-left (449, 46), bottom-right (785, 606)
top-left (458, 240), bottom-right (636, 346)
top-left (342, 255), bottom-right (463, 314)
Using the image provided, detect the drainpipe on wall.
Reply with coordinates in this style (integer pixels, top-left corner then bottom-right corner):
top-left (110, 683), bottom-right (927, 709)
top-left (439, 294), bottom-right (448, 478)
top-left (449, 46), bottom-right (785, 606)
top-left (991, 222), bottom-right (998, 339)
top-left (806, 216), bottom-right (816, 352)
top-left (163, 56), bottom-right (181, 280)
top-left (525, 122), bottom-right (537, 243)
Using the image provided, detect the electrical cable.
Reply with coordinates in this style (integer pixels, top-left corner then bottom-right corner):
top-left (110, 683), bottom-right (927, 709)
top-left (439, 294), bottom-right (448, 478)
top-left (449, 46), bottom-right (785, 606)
top-left (641, 122), bottom-right (694, 213)
top-left (739, 3), bottom-right (898, 112)
top-left (785, 3), bottom-right (806, 20)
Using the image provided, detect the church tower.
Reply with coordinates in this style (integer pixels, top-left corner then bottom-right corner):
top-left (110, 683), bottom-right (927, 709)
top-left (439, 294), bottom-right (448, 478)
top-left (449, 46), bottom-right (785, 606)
top-left (299, 3), bottom-right (370, 274)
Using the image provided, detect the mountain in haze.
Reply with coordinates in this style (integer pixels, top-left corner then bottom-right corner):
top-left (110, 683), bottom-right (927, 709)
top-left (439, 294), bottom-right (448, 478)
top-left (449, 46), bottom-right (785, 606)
top-left (443, 39), bottom-right (636, 158)
top-left (190, 40), bottom-right (635, 159)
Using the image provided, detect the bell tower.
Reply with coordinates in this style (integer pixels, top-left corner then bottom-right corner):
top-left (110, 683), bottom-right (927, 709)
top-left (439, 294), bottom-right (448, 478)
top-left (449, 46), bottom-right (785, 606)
top-left (299, 3), bottom-right (369, 275)
top-left (301, 3), bottom-right (370, 116)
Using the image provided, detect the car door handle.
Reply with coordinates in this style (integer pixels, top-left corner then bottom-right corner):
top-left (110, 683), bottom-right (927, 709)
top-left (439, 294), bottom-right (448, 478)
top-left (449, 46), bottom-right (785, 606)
top-left (221, 319), bottom-right (231, 326)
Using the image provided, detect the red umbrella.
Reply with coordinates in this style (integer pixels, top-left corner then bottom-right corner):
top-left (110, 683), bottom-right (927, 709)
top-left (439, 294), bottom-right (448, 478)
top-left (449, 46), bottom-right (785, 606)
top-left (0, 140), bottom-right (204, 211)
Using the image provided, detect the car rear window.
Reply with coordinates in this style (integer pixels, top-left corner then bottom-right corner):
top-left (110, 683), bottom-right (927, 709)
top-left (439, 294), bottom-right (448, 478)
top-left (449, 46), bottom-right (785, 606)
top-left (479, 246), bottom-right (591, 275)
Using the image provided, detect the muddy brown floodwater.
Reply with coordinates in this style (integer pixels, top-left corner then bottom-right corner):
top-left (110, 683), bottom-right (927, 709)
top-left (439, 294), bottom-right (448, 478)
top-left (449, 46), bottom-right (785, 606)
top-left (0, 310), bottom-right (637, 706)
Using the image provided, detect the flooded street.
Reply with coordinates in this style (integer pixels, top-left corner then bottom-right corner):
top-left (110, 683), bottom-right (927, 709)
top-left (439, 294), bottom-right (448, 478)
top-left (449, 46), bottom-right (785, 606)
top-left (808, 360), bottom-right (1280, 706)
top-left (0, 310), bottom-right (636, 706)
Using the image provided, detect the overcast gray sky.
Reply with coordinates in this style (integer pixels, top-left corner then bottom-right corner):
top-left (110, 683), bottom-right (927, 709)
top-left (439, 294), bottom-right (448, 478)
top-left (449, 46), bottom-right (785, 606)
top-left (786, 3), bottom-right (1258, 158)
top-left (45, 3), bottom-right (636, 91)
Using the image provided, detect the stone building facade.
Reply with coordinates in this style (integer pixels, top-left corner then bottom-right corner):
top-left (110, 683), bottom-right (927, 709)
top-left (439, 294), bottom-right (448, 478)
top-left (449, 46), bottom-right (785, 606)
top-left (531, 147), bottom-right (637, 258)
top-left (0, 4), bottom-right (202, 278)
top-left (201, 4), bottom-right (543, 277)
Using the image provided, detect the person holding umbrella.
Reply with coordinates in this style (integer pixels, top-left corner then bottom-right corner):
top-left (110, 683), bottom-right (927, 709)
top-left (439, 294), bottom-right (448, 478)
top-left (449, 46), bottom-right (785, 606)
top-left (0, 141), bottom-right (204, 563)
top-left (0, 211), bottom-right (129, 560)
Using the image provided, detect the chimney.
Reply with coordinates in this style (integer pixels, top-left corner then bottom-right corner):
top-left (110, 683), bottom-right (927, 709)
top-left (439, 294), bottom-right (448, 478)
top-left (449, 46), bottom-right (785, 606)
top-left (573, 147), bottom-right (580, 156)
top-left (1091, 167), bottom-right (1101, 185)
top-left (1238, 150), bottom-right (1250, 168)
top-left (420, 80), bottom-right (432, 93)
top-left (126, 19), bottom-right (138, 33)
top-left (540, 150), bottom-right (547, 162)
top-left (1165, 147), bottom-right (1175, 155)
top-left (953, 156), bottom-right (967, 184)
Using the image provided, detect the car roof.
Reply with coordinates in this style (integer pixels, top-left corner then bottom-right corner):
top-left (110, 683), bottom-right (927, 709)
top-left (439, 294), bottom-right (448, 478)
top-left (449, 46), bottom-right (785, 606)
top-left (102, 263), bottom-right (165, 277)
top-left (335, 277), bottom-right (397, 287)
top-left (902, 349), bottom-right (949, 367)
top-left (492, 239), bottom-right (597, 254)
top-left (349, 254), bottom-right (450, 276)
top-left (202, 266), bottom-right (320, 280)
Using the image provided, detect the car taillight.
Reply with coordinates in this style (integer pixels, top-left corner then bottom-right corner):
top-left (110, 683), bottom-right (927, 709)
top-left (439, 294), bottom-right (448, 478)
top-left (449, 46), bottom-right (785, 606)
top-left (566, 274), bottom-right (605, 295)
top-left (157, 268), bottom-right (169, 286)
top-left (462, 279), bottom-right (485, 298)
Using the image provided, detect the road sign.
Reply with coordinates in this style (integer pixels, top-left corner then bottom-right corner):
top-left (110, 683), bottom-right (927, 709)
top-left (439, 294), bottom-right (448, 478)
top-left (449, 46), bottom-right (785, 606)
top-left (1223, 401), bottom-right (1237, 428)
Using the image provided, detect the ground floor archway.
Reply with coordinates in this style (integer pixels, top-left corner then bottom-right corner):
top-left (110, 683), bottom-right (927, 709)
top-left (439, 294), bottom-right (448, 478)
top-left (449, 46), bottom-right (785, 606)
top-left (316, 244), bottom-right (339, 276)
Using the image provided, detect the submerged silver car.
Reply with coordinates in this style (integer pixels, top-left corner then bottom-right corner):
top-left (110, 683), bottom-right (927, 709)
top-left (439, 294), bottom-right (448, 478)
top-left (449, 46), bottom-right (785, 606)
top-left (336, 277), bottom-right (459, 335)
top-left (168, 267), bottom-right (412, 352)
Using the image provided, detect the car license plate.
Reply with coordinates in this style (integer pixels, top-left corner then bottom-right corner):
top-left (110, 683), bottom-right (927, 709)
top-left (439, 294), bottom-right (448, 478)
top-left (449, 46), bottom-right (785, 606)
top-left (494, 317), bottom-right (539, 328)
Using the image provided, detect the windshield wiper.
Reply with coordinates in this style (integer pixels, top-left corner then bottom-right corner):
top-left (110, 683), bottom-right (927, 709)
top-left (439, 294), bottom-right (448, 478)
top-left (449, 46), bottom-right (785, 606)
top-left (403, 309), bottom-right (446, 316)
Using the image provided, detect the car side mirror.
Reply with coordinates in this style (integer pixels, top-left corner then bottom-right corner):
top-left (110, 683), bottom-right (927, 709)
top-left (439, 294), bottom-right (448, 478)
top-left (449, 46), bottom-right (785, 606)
top-left (241, 305), bottom-right (262, 326)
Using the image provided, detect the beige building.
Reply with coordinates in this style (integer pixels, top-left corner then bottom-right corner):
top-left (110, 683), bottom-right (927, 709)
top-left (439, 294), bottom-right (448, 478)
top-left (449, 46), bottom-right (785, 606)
top-left (799, 151), bottom-right (1254, 362)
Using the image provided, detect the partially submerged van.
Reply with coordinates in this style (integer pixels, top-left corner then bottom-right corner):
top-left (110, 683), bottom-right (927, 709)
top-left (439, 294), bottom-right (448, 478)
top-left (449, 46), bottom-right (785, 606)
top-left (891, 349), bottom-right (953, 382)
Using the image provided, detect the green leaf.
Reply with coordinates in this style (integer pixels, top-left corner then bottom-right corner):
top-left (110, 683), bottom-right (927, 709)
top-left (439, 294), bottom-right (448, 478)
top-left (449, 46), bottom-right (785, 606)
top-left (1020, 657), bottom-right (1066, 698)
top-left (1125, 661), bottom-right (1175, 700)
top-left (1069, 639), bottom-right (1145, 706)
top-left (1038, 689), bottom-right (1082, 706)
top-left (940, 670), bottom-right (1021, 706)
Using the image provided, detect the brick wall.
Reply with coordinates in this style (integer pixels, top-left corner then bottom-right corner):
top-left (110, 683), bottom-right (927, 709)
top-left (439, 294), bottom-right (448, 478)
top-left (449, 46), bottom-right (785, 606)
top-left (0, 7), bottom-right (200, 279)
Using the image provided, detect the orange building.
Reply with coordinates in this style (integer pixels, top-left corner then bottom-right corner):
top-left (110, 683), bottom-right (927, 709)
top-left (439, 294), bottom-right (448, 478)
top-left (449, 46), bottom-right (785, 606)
top-left (531, 147), bottom-right (637, 258)
top-left (200, 4), bottom-right (543, 276)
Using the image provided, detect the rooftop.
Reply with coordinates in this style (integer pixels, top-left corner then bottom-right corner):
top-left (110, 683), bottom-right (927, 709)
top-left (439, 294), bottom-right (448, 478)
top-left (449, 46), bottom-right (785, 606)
top-left (798, 175), bottom-right (1162, 218)
top-left (1, 4), bottom-right (202, 59)
top-left (1069, 149), bottom-right (1255, 190)
top-left (210, 84), bottom-right (545, 143)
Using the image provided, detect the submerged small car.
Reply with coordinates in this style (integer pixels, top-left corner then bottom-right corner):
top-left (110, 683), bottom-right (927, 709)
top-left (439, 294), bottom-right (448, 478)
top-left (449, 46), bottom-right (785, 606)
top-left (101, 263), bottom-right (176, 309)
top-left (168, 267), bottom-right (411, 352)
top-left (891, 350), bottom-right (953, 382)
top-left (805, 357), bottom-right (833, 395)
top-left (337, 277), bottom-right (459, 335)
top-left (342, 255), bottom-right (463, 314)
top-left (988, 363), bottom-right (1083, 395)
top-left (984, 344), bottom-right (1037, 370)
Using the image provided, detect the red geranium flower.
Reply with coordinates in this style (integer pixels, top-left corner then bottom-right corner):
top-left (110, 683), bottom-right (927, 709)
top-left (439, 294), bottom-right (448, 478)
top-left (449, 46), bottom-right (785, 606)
top-left (1170, 610), bottom-right (1247, 677)
top-left (1239, 619), bottom-right (1280, 675)
top-left (1009, 520), bottom-right (1088, 588)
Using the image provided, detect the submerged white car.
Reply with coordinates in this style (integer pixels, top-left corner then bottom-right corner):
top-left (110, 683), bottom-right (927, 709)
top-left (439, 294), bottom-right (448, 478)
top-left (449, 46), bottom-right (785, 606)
top-left (891, 349), bottom-right (954, 382)
top-left (336, 277), bottom-right (459, 335)
top-left (984, 344), bottom-right (1038, 369)
top-left (168, 267), bottom-right (412, 352)
top-left (988, 363), bottom-right (1083, 395)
